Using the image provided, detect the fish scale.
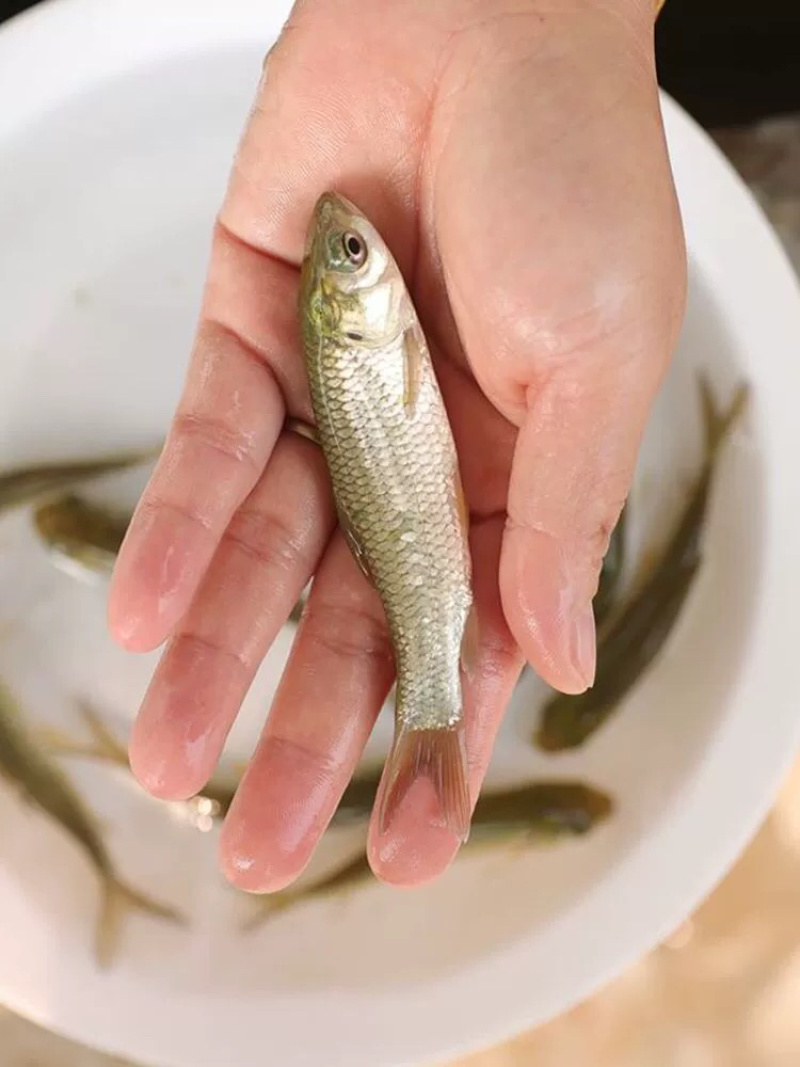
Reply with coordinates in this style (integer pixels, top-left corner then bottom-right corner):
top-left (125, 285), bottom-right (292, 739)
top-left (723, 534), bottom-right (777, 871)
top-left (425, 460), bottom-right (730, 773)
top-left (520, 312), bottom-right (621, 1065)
top-left (311, 333), bottom-right (469, 729)
top-left (300, 192), bottom-right (474, 839)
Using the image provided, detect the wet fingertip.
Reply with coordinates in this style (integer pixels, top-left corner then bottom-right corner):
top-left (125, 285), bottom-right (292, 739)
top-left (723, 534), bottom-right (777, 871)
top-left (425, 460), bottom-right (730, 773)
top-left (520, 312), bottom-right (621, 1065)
top-left (128, 723), bottom-right (208, 803)
top-left (368, 837), bottom-right (461, 889)
top-left (106, 579), bottom-right (167, 653)
top-left (500, 536), bottom-right (596, 696)
top-left (128, 749), bottom-right (188, 802)
top-left (217, 824), bottom-right (303, 895)
top-left (366, 796), bottom-right (462, 888)
top-left (107, 615), bottom-right (158, 653)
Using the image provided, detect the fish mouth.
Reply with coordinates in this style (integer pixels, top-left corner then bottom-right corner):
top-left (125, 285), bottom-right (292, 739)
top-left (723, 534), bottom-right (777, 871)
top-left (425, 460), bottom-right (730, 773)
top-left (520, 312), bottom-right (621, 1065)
top-left (311, 191), bottom-right (365, 238)
top-left (314, 190), bottom-right (362, 220)
top-left (304, 191), bottom-right (365, 261)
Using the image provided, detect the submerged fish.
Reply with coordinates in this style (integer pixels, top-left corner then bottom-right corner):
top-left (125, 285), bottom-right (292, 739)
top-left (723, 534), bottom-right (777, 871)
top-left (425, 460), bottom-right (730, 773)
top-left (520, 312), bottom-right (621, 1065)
top-left (32, 494), bottom-right (129, 579)
top-left (44, 709), bottom-right (612, 845)
top-left (245, 779), bottom-right (613, 928)
top-left (32, 496), bottom-right (310, 628)
top-left (594, 507), bottom-right (626, 630)
top-left (0, 449), bottom-right (158, 517)
top-left (300, 192), bottom-right (474, 839)
top-left (241, 851), bottom-right (372, 930)
top-left (537, 378), bottom-right (749, 751)
top-left (0, 684), bottom-right (184, 966)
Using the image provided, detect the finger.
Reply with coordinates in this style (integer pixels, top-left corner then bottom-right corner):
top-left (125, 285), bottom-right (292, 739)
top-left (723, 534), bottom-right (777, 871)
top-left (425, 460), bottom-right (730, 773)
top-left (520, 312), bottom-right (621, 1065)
top-left (128, 432), bottom-right (334, 800)
top-left (108, 229), bottom-right (303, 652)
top-left (430, 11), bottom-right (685, 692)
top-left (218, 535), bottom-right (395, 893)
top-left (367, 516), bottom-right (523, 886)
top-left (221, 10), bottom-right (439, 268)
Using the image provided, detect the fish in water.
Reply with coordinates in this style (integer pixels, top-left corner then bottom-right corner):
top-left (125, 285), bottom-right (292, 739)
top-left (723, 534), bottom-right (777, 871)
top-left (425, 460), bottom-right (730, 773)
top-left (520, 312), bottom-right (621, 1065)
top-left (537, 377), bottom-right (749, 751)
top-left (31, 494), bottom-right (309, 631)
top-left (0, 449), bottom-right (159, 517)
top-left (43, 708), bottom-right (612, 841)
top-left (32, 493), bottom-right (129, 580)
top-left (0, 683), bottom-right (184, 966)
top-left (299, 192), bottom-right (475, 840)
top-left (593, 506), bottom-right (626, 630)
top-left (244, 779), bottom-right (613, 929)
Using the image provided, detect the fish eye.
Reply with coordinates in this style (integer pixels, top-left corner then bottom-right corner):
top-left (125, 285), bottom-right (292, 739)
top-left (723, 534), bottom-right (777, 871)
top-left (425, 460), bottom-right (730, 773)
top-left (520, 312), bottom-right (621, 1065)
top-left (342, 231), bottom-right (367, 267)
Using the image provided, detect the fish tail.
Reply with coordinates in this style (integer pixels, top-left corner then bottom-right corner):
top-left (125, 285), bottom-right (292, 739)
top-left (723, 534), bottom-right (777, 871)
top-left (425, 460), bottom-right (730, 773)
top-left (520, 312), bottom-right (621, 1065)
top-left (96, 878), bottom-right (186, 968)
top-left (699, 375), bottom-right (750, 458)
top-left (376, 720), bottom-right (471, 842)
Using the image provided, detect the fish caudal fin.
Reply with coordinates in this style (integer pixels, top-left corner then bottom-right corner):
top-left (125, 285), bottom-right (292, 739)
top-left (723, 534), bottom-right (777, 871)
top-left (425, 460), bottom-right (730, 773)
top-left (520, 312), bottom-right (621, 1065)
top-left (699, 375), bottom-right (750, 458)
top-left (96, 879), bottom-right (186, 969)
top-left (377, 723), bottom-right (471, 841)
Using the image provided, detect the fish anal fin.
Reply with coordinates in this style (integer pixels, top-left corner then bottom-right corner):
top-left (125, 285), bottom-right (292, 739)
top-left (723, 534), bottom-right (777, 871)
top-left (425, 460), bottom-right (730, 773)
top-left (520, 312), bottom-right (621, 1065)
top-left (454, 468), bottom-right (470, 533)
top-left (377, 723), bottom-right (470, 842)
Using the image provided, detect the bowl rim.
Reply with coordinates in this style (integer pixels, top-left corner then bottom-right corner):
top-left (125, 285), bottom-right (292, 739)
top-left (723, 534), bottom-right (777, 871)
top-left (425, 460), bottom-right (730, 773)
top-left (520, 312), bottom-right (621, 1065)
top-left (2, 2), bottom-right (800, 1066)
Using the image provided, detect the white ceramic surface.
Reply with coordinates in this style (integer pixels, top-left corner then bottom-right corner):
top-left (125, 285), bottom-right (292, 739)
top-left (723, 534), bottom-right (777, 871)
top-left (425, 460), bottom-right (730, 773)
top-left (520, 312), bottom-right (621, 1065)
top-left (1, 3), bottom-right (800, 1066)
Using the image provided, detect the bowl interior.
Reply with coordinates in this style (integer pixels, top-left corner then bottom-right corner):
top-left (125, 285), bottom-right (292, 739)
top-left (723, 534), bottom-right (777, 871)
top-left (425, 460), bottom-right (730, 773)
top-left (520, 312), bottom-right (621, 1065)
top-left (0, 13), bottom-right (783, 1067)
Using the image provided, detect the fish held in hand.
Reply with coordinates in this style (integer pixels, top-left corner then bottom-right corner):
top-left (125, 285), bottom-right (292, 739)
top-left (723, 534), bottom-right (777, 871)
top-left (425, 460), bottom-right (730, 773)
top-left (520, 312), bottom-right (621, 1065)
top-left (299, 192), bottom-right (475, 841)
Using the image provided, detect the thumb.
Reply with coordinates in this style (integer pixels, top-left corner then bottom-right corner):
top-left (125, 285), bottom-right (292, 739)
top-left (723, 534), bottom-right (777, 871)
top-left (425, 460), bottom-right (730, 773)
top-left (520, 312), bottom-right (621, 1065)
top-left (431, 3), bottom-right (686, 692)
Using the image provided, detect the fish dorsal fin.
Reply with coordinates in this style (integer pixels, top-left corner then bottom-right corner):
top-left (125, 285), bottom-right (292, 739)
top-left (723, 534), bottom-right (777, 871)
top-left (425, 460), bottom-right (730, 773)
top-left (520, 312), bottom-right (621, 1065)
top-left (402, 323), bottom-right (426, 415)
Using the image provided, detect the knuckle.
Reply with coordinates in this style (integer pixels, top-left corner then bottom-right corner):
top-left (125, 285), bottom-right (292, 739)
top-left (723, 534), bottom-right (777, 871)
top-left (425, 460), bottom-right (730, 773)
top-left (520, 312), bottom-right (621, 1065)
top-left (224, 505), bottom-right (313, 575)
top-left (172, 410), bottom-right (263, 476)
top-left (301, 602), bottom-right (394, 667)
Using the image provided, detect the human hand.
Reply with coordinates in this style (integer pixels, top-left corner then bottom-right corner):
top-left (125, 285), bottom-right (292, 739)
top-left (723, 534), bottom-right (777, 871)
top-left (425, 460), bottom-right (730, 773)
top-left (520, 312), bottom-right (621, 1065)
top-left (108, 0), bottom-right (685, 891)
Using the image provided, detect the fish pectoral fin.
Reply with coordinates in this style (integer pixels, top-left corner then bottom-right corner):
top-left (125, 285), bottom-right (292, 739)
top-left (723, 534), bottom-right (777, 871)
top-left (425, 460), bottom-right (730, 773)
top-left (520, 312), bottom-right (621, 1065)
top-left (402, 324), bottom-right (425, 415)
top-left (460, 604), bottom-right (481, 683)
top-left (377, 722), bottom-right (471, 842)
top-left (40, 702), bottom-right (128, 767)
top-left (96, 878), bottom-right (187, 969)
top-left (339, 510), bottom-right (374, 584)
top-left (77, 701), bottom-right (129, 764)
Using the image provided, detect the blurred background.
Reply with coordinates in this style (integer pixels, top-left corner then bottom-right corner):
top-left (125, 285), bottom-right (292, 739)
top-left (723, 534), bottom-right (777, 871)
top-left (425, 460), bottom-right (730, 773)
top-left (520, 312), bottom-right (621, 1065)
top-left (1, 0), bottom-right (800, 1065)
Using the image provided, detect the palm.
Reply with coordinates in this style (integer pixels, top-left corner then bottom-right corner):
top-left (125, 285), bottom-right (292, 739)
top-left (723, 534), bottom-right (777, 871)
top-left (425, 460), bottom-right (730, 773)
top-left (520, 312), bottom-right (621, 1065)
top-left (109, 0), bottom-right (684, 890)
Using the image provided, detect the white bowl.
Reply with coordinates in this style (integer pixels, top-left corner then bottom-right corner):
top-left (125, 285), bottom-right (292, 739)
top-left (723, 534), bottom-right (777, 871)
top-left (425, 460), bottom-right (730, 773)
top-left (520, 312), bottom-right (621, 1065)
top-left (1, 3), bottom-right (800, 1067)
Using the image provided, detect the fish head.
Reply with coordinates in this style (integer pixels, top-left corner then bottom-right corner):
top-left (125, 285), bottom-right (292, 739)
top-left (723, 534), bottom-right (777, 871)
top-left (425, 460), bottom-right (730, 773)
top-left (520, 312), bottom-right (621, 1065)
top-left (302, 192), bottom-right (406, 345)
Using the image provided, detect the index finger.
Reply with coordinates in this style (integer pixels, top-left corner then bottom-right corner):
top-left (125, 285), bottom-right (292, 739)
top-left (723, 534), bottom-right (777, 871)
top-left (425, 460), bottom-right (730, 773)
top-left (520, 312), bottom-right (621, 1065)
top-left (108, 227), bottom-right (304, 651)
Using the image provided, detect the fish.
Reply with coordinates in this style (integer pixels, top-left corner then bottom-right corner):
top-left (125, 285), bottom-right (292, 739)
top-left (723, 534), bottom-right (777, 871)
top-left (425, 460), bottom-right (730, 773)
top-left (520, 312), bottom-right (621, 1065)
top-left (0, 448), bottom-right (159, 517)
top-left (299, 192), bottom-right (475, 840)
top-left (244, 779), bottom-right (613, 928)
top-left (536, 377), bottom-right (749, 751)
top-left (31, 496), bottom-right (310, 629)
top-left (43, 709), bottom-right (612, 844)
top-left (0, 684), bottom-right (184, 966)
top-left (241, 851), bottom-right (373, 930)
top-left (593, 506), bottom-right (626, 629)
top-left (32, 494), bottom-right (129, 579)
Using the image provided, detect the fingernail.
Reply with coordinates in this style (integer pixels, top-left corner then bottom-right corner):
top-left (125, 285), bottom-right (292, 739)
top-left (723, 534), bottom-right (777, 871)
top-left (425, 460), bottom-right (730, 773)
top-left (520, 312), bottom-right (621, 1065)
top-left (508, 526), bottom-right (598, 693)
top-left (569, 601), bottom-right (596, 690)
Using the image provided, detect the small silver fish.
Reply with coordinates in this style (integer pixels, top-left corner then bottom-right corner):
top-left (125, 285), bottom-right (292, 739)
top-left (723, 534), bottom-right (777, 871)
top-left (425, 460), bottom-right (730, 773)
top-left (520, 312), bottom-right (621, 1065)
top-left (299, 192), bottom-right (476, 839)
